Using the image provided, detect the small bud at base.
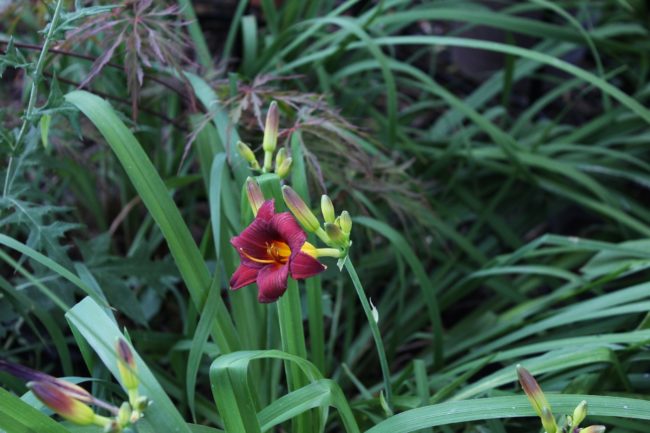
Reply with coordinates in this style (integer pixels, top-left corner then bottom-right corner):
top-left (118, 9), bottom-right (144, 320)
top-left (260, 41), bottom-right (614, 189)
top-left (277, 157), bottom-right (292, 178)
top-left (117, 402), bottom-right (131, 427)
top-left (572, 400), bottom-right (588, 428)
top-left (321, 195), bottom-right (335, 223)
top-left (339, 211), bottom-right (352, 235)
top-left (275, 147), bottom-right (287, 170)
top-left (236, 141), bottom-right (258, 168)
top-left (540, 407), bottom-right (558, 433)
top-left (282, 186), bottom-right (320, 232)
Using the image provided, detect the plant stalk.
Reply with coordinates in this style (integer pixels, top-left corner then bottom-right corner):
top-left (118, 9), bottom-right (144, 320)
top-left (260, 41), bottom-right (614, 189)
top-left (3, 0), bottom-right (64, 197)
top-left (344, 258), bottom-right (393, 412)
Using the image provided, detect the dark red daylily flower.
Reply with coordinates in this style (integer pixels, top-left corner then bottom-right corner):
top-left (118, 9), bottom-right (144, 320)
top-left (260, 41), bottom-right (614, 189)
top-left (230, 199), bottom-right (326, 302)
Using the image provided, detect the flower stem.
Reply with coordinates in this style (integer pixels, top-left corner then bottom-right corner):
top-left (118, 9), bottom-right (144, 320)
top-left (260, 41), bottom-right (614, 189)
top-left (315, 248), bottom-right (342, 258)
top-left (344, 259), bottom-right (393, 412)
top-left (314, 227), bottom-right (331, 245)
top-left (3, 0), bottom-right (64, 198)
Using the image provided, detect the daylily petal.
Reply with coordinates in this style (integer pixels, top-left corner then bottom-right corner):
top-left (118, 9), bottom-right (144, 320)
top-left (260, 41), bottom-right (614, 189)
top-left (0, 361), bottom-right (91, 402)
top-left (256, 264), bottom-right (290, 303)
top-left (230, 264), bottom-right (260, 290)
top-left (290, 252), bottom-right (326, 279)
top-left (270, 212), bottom-right (307, 258)
top-left (231, 218), bottom-right (272, 262)
top-left (256, 200), bottom-right (275, 221)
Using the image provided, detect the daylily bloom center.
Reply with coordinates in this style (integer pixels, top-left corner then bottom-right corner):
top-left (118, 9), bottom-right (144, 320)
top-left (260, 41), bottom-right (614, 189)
top-left (241, 240), bottom-right (291, 265)
top-left (241, 240), bottom-right (316, 266)
top-left (230, 199), bottom-right (325, 302)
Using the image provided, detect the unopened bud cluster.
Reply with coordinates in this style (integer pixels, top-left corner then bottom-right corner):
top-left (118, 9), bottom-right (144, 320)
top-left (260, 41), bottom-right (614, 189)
top-left (517, 366), bottom-right (606, 433)
top-left (114, 339), bottom-right (149, 428)
top-left (282, 186), bottom-right (352, 258)
top-left (236, 101), bottom-right (292, 178)
top-left (10, 339), bottom-right (149, 432)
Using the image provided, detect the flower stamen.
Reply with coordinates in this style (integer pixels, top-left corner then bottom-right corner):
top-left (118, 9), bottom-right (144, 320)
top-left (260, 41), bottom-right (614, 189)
top-left (239, 248), bottom-right (276, 264)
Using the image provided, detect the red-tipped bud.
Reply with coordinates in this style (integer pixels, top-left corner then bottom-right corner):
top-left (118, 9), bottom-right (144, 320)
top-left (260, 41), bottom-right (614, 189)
top-left (116, 339), bottom-right (138, 392)
top-left (580, 426), bottom-right (606, 433)
top-left (246, 177), bottom-right (265, 216)
top-left (517, 365), bottom-right (557, 433)
top-left (262, 102), bottom-right (279, 153)
top-left (29, 381), bottom-right (96, 425)
top-left (517, 365), bottom-right (549, 417)
top-left (321, 195), bottom-right (335, 223)
top-left (282, 186), bottom-right (320, 232)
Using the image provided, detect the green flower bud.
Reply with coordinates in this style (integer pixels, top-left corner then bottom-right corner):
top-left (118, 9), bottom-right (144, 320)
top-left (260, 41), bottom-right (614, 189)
top-left (572, 400), bottom-right (588, 428)
top-left (275, 147), bottom-right (287, 170)
top-left (276, 157), bottom-right (292, 178)
top-left (282, 186), bottom-right (320, 232)
top-left (117, 402), bottom-right (131, 427)
top-left (540, 407), bottom-right (557, 433)
top-left (262, 102), bottom-right (279, 153)
top-left (236, 141), bottom-right (258, 169)
top-left (321, 195), bottom-right (335, 223)
top-left (339, 211), bottom-right (352, 235)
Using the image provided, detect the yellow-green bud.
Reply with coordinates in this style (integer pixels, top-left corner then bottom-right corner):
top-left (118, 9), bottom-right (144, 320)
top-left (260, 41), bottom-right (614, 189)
top-left (29, 381), bottom-right (97, 425)
top-left (572, 400), bottom-right (587, 428)
top-left (246, 177), bottom-right (265, 216)
top-left (275, 147), bottom-right (287, 169)
top-left (116, 339), bottom-right (138, 392)
top-left (540, 407), bottom-right (557, 433)
top-left (339, 211), bottom-right (352, 235)
top-left (282, 186), bottom-right (320, 232)
top-left (321, 195), bottom-right (335, 223)
top-left (277, 157), bottom-right (292, 178)
top-left (262, 102), bottom-right (279, 153)
top-left (236, 141), bottom-right (258, 168)
top-left (117, 402), bottom-right (131, 427)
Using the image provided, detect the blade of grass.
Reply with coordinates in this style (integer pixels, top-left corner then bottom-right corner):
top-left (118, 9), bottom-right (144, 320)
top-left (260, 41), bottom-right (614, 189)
top-left (64, 90), bottom-right (240, 353)
top-left (366, 395), bottom-right (650, 433)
